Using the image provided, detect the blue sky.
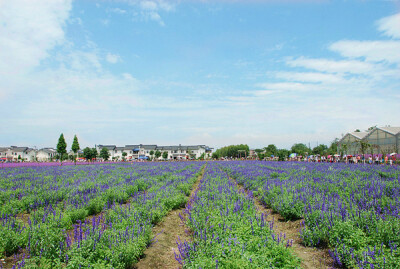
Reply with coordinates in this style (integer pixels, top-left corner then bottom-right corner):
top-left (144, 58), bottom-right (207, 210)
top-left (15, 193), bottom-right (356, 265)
top-left (1, 0), bottom-right (399, 150)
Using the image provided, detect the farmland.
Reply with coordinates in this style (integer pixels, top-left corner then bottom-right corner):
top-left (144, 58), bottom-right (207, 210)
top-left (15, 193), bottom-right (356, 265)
top-left (0, 161), bottom-right (399, 268)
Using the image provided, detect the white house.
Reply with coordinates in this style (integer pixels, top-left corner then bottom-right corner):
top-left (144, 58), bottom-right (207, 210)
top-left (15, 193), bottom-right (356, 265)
top-left (97, 144), bottom-right (213, 160)
top-left (36, 148), bottom-right (57, 161)
top-left (0, 146), bottom-right (37, 161)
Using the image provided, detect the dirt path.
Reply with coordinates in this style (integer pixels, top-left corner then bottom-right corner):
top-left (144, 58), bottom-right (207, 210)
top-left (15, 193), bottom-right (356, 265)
top-left (222, 169), bottom-right (333, 269)
top-left (134, 164), bottom-right (206, 269)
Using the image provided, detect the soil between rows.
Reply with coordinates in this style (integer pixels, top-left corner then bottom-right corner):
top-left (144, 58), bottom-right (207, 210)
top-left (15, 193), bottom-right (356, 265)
top-left (134, 164), bottom-right (206, 269)
top-left (229, 175), bottom-right (334, 269)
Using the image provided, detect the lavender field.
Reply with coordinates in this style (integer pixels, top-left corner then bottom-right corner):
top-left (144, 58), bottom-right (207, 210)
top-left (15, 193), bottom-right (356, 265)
top-left (1, 161), bottom-right (399, 268)
top-left (219, 161), bottom-right (400, 268)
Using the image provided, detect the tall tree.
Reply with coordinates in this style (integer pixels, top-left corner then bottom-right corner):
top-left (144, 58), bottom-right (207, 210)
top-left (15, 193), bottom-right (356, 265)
top-left (149, 150), bottom-right (154, 160)
top-left (71, 135), bottom-right (80, 164)
top-left (57, 133), bottom-right (67, 163)
top-left (155, 150), bottom-right (161, 159)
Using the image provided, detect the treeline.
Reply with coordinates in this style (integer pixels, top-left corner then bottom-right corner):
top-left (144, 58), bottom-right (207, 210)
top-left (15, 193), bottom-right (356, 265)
top-left (212, 144), bottom-right (249, 159)
top-left (212, 140), bottom-right (339, 161)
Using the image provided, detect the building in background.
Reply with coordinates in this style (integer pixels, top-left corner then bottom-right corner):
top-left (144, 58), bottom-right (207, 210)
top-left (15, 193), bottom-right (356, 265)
top-left (97, 144), bottom-right (213, 160)
top-left (338, 126), bottom-right (399, 155)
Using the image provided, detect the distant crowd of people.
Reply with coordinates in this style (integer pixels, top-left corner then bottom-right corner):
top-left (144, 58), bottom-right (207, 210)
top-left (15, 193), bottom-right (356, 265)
top-left (288, 154), bottom-right (398, 165)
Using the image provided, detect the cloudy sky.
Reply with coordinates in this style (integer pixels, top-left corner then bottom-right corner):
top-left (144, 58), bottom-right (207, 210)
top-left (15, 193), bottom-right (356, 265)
top-left (1, 0), bottom-right (399, 149)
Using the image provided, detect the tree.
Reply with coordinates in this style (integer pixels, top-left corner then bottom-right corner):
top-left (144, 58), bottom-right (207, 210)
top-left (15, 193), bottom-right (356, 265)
top-left (155, 150), bottom-right (161, 159)
top-left (264, 144), bottom-right (278, 157)
top-left (277, 149), bottom-right (290, 161)
top-left (212, 152), bottom-right (219, 159)
top-left (122, 152), bottom-right (127, 161)
top-left (213, 144), bottom-right (249, 159)
top-left (312, 144), bottom-right (328, 155)
top-left (327, 138), bottom-right (339, 155)
top-left (71, 135), bottom-right (80, 164)
top-left (258, 153), bottom-right (265, 160)
top-left (149, 150), bottom-right (154, 160)
top-left (57, 133), bottom-right (67, 163)
top-left (68, 154), bottom-right (75, 161)
top-left (198, 153), bottom-right (205, 160)
top-left (100, 148), bottom-right (110, 161)
top-left (83, 147), bottom-right (98, 161)
top-left (83, 147), bottom-right (92, 161)
top-left (290, 143), bottom-right (310, 156)
top-left (162, 151), bottom-right (168, 160)
top-left (91, 148), bottom-right (98, 160)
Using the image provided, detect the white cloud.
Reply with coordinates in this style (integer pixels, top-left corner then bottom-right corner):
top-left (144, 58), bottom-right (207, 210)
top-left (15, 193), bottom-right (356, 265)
top-left (106, 53), bottom-right (121, 64)
top-left (140, 1), bottom-right (158, 10)
top-left (274, 71), bottom-right (344, 84)
top-left (0, 0), bottom-right (72, 76)
top-left (329, 40), bottom-right (400, 64)
top-left (109, 7), bottom-right (127, 14)
top-left (286, 57), bottom-right (377, 74)
top-left (376, 12), bottom-right (400, 39)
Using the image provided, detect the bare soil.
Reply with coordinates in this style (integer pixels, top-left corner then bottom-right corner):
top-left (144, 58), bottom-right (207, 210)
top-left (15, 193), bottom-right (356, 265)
top-left (231, 178), bottom-right (334, 269)
top-left (134, 165), bottom-right (206, 269)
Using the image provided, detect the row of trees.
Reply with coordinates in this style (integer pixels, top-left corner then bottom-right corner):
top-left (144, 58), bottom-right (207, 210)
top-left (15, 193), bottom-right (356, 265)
top-left (56, 134), bottom-right (80, 164)
top-left (212, 140), bottom-right (340, 161)
top-left (211, 144), bottom-right (249, 159)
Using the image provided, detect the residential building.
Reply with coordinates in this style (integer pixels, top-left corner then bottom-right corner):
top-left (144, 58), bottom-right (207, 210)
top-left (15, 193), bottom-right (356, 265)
top-left (36, 148), bottom-right (57, 161)
top-left (97, 144), bottom-right (213, 160)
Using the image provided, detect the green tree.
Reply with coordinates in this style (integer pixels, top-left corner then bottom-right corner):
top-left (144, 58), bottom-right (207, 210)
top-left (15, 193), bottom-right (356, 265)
top-left (198, 153), bottom-right (205, 160)
top-left (155, 150), bottom-right (161, 159)
top-left (312, 144), bottom-right (328, 155)
top-left (213, 144), bottom-right (249, 159)
top-left (290, 143), bottom-right (310, 156)
top-left (71, 135), bottom-right (80, 164)
top-left (68, 154), bottom-right (75, 161)
top-left (57, 133), bottom-right (67, 163)
top-left (277, 149), bottom-right (290, 161)
top-left (91, 148), bottom-right (98, 160)
top-left (327, 138), bottom-right (339, 155)
top-left (83, 147), bottom-right (92, 161)
top-left (212, 152), bottom-right (219, 159)
top-left (162, 151), bottom-right (168, 160)
top-left (149, 150), bottom-right (154, 160)
top-left (100, 147), bottom-right (110, 161)
top-left (264, 144), bottom-right (278, 157)
top-left (122, 151), bottom-right (127, 161)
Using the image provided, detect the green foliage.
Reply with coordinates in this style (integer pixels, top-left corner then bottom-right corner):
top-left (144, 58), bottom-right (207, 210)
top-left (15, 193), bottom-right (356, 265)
top-left (155, 150), bottom-right (161, 159)
top-left (213, 144), bottom-right (249, 159)
top-left (56, 133), bottom-right (67, 160)
top-left (83, 147), bottom-right (98, 161)
top-left (264, 144), bottom-right (278, 157)
top-left (71, 135), bottom-right (80, 154)
top-left (162, 151), bottom-right (168, 160)
top-left (290, 143), bottom-right (310, 156)
top-left (99, 147), bottom-right (110, 161)
top-left (312, 144), bottom-right (328, 155)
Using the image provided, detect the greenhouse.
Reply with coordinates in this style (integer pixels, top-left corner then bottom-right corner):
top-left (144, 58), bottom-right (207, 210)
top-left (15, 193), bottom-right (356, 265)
top-left (338, 126), bottom-right (400, 155)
